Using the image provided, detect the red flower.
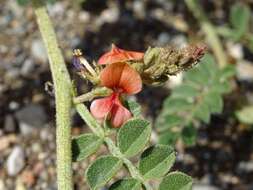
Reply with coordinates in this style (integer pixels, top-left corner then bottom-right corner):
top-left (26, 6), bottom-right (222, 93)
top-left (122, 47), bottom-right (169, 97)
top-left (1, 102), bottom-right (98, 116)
top-left (98, 44), bottom-right (144, 65)
top-left (90, 62), bottom-right (142, 127)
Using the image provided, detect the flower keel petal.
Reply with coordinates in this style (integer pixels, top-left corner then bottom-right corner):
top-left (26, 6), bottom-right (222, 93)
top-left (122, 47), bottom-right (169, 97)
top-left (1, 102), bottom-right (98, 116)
top-left (90, 96), bottom-right (113, 120)
top-left (110, 100), bottom-right (132, 128)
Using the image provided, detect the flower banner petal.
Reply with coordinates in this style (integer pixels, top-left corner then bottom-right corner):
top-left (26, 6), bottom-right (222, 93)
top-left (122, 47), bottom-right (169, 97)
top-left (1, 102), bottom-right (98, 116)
top-left (118, 63), bottom-right (142, 94)
top-left (100, 62), bottom-right (142, 95)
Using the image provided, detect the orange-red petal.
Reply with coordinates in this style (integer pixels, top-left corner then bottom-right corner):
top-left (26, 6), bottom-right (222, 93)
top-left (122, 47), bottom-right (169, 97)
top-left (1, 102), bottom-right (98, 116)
top-left (90, 96), bottom-right (113, 120)
top-left (100, 62), bottom-right (142, 95)
top-left (110, 97), bottom-right (132, 128)
top-left (98, 44), bottom-right (144, 65)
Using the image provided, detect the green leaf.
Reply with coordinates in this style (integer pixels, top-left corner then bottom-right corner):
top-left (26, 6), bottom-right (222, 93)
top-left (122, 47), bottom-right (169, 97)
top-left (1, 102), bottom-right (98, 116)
top-left (156, 53), bottom-right (233, 147)
top-left (158, 131), bottom-right (180, 146)
top-left (182, 125), bottom-right (197, 146)
top-left (163, 98), bottom-right (192, 114)
top-left (86, 156), bottom-right (122, 190)
top-left (159, 172), bottom-right (193, 190)
top-left (246, 34), bottom-right (253, 52)
top-left (194, 102), bottom-right (210, 123)
top-left (171, 84), bottom-right (198, 99)
top-left (216, 26), bottom-right (241, 40)
top-left (16, 0), bottom-right (29, 6)
top-left (230, 3), bottom-right (250, 40)
top-left (72, 134), bottom-right (103, 162)
top-left (156, 114), bottom-right (183, 132)
top-left (109, 178), bottom-right (142, 190)
top-left (211, 80), bottom-right (232, 94)
top-left (125, 99), bottom-right (142, 117)
top-left (118, 119), bottom-right (151, 157)
top-left (204, 92), bottom-right (223, 114)
top-left (218, 65), bottom-right (236, 81)
top-left (236, 105), bottom-right (253, 124)
top-left (139, 145), bottom-right (176, 179)
top-left (184, 65), bottom-right (208, 86)
top-left (47, 0), bottom-right (57, 4)
top-left (200, 54), bottom-right (217, 79)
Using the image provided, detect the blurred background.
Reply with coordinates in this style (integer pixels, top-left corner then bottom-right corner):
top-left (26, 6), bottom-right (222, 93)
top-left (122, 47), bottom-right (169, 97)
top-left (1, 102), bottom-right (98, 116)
top-left (1, 0), bottom-right (253, 189)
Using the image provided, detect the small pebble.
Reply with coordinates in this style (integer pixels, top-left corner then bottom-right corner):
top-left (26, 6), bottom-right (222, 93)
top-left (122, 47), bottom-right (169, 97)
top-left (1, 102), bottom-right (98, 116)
top-left (99, 7), bottom-right (119, 24)
top-left (20, 59), bottom-right (34, 77)
top-left (193, 184), bottom-right (220, 190)
top-left (133, 0), bottom-right (145, 18)
top-left (4, 114), bottom-right (16, 133)
top-left (21, 170), bottom-right (36, 187)
top-left (236, 60), bottom-right (253, 81)
top-left (15, 104), bottom-right (47, 135)
top-left (31, 39), bottom-right (47, 63)
top-left (227, 42), bottom-right (243, 60)
top-left (0, 179), bottom-right (6, 190)
top-left (237, 161), bottom-right (253, 172)
top-left (9, 101), bottom-right (20, 111)
top-left (7, 146), bottom-right (25, 176)
top-left (166, 73), bottom-right (183, 88)
top-left (157, 32), bottom-right (170, 46)
top-left (0, 134), bottom-right (17, 152)
top-left (171, 35), bottom-right (187, 48)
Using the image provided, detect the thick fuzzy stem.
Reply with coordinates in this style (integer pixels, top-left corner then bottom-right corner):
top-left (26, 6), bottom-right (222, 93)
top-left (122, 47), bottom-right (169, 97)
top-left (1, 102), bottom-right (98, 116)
top-left (32, 1), bottom-right (73, 189)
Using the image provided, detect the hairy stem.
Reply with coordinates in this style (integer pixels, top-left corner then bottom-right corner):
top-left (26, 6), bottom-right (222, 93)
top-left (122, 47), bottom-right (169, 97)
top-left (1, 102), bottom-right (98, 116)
top-left (185, 0), bottom-right (227, 68)
top-left (73, 87), bottom-right (113, 104)
top-left (75, 103), bottom-right (153, 190)
top-left (32, 1), bottom-right (73, 189)
top-left (75, 103), bottom-right (104, 137)
top-left (104, 137), bottom-right (153, 190)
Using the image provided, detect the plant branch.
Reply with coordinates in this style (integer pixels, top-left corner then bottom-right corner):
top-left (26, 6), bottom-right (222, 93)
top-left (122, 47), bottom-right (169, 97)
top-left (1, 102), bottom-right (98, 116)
top-left (185, 0), bottom-right (227, 68)
top-left (73, 87), bottom-right (113, 104)
top-left (75, 102), bottom-right (153, 190)
top-left (104, 137), bottom-right (153, 190)
top-left (32, 1), bottom-right (73, 189)
top-left (75, 103), bottom-right (104, 137)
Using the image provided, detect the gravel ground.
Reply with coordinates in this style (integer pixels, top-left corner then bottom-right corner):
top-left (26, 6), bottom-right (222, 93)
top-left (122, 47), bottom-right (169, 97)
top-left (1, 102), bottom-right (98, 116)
top-left (1, 0), bottom-right (253, 190)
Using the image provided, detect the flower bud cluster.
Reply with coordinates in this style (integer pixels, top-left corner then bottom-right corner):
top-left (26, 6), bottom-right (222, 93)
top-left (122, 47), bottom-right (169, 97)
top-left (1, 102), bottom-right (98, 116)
top-left (131, 44), bottom-right (206, 85)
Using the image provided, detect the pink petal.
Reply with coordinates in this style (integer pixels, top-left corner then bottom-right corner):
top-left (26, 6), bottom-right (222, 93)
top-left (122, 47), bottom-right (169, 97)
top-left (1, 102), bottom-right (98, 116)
top-left (110, 98), bottom-right (132, 128)
top-left (90, 96), bottom-right (113, 120)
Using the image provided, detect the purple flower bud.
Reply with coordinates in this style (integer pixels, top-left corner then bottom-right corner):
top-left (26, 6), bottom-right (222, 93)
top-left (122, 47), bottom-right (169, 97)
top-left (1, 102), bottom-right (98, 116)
top-left (72, 49), bottom-right (85, 71)
top-left (72, 56), bottom-right (84, 71)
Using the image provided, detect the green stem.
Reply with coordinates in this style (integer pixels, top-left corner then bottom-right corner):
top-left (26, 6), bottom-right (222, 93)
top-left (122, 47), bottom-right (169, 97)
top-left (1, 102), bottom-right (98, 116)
top-left (73, 87), bottom-right (113, 104)
top-left (104, 137), bottom-right (153, 190)
top-left (75, 103), bottom-right (104, 137)
top-left (185, 0), bottom-right (227, 68)
top-left (75, 103), bottom-right (153, 190)
top-left (32, 1), bottom-right (73, 189)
